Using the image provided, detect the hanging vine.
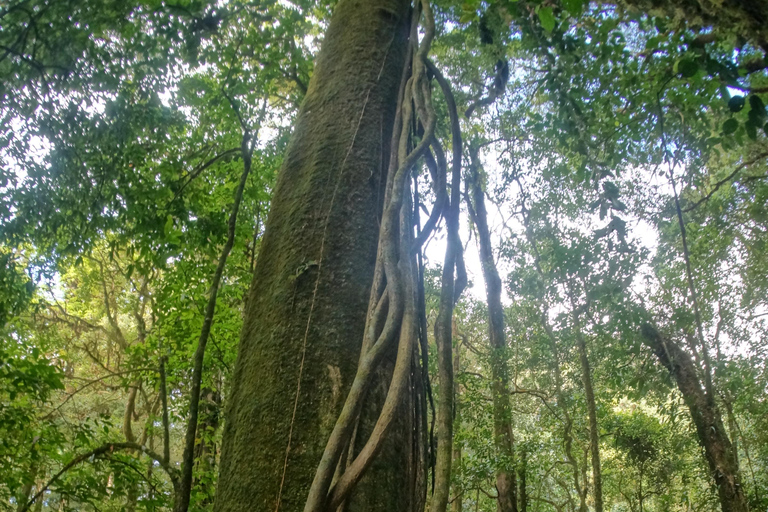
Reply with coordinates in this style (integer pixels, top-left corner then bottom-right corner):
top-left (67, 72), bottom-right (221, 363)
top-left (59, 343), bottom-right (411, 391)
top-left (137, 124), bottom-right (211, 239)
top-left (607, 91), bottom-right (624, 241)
top-left (303, 1), bottom-right (464, 510)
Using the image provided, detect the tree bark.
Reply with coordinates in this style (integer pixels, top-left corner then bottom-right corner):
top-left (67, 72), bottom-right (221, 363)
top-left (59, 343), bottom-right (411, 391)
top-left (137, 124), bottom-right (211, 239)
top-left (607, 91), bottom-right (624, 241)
top-left (467, 150), bottom-right (517, 512)
top-left (192, 387), bottom-right (221, 506)
top-left (431, 62), bottom-right (464, 512)
top-left (451, 324), bottom-right (462, 512)
top-left (214, 1), bottom-right (411, 510)
top-left (640, 324), bottom-right (748, 512)
top-left (573, 319), bottom-right (603, 512)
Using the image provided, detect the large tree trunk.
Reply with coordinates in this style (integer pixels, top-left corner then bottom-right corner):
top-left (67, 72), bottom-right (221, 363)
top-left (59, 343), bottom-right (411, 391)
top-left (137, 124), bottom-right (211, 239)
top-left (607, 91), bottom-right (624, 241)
top-left (214, 1), bottom-right (412, 511)
top-left (467, 152), bottom-right (517, 512)
top-left (641, 324), bottom-right (748, 512)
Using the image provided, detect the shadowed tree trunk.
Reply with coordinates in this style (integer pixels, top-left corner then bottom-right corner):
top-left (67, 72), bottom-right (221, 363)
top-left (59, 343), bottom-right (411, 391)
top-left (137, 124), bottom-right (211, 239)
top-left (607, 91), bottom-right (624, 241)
top-left (467, 147), bottom-right (517, 512)
top-left (15, 464), bottom-right (37, 512)
top-left (214, 0), bottom-right (412, 510)
top-left (191, 387), bottom-right (221, 506)
top-left (518, 448), bottom-right (527, 512)
top-left (641, 324), bottom-right (748, 512)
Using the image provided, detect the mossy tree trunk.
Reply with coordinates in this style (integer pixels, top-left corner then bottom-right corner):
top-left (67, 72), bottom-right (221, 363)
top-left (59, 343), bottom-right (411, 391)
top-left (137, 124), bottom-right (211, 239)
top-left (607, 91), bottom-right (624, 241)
top-left (214, 0), bottom-right (412, 511)
top-left (192, 387), bottom-right (220, 506)
top-left (641, 324), bottom-right (748, 512)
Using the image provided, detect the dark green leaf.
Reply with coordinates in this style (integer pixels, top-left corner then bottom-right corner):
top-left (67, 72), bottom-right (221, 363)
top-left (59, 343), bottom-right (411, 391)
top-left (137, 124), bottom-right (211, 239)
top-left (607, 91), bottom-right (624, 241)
top-left (745, 121), bottom-right (757, 140)
top-left (728, 95), bottom-right (745, 112)
top-left (677, 59), bottom-right (698, 78)
top-left (722, 118), bottom-right (739, 135)
top-left (749, 94), bottom-right (765, 113)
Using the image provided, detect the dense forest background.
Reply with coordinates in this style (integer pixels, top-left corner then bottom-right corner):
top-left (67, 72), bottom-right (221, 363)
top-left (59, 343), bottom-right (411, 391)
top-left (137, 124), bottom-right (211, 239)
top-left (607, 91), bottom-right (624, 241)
top-left (1, 0), bottom-right (767, 511)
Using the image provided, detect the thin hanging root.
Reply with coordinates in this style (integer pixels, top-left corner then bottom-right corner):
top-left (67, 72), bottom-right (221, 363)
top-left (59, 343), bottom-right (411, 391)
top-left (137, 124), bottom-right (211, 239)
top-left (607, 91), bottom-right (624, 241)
top-left (303, 1), bottom-right (454, 510)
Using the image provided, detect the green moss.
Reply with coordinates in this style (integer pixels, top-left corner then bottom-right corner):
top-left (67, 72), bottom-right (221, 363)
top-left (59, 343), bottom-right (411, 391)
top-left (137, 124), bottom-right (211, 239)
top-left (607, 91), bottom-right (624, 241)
top-left (214, 1), bottom-right (415, 511)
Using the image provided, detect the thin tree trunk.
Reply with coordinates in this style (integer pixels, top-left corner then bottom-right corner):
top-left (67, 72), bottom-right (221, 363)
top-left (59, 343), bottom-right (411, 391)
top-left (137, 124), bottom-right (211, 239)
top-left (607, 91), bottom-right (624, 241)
top-left (451, 326), bottom-right (462, 512)
top-left (467, 148), bottom-right (517, 512)
top-left (415, 180), bottom-right (431, 512)
top-left (641, 324), bottom-right (748, 512)
top-left (520, 203), bottom-right (585, 512)
top-left (16, 465), bottom-right (37, 512)
top-left (123, 383), bottom-right (139, 512)
top-left (573, 316), bottom-right (602, 512)
top-left (518, 449), bottom-right (527, 512)
top-left (214, 1), bottom-right (412, 510)
top-left (176, 120), bottom-right (255, 512)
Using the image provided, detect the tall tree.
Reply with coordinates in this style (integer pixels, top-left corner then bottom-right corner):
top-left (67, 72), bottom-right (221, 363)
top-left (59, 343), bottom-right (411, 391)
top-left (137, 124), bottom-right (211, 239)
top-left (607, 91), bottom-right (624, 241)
top-left (466, 143), bottom-right (518, 512)
top-left (214, 0), bottom-right (414, 510)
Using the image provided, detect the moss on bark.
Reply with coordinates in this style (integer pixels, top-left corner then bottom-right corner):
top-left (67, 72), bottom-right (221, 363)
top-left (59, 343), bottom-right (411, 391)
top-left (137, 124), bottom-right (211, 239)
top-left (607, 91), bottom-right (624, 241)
top-left (641, 324), bottom-right (748, 512)
top-left (214, 1), bottom-right (412, 510)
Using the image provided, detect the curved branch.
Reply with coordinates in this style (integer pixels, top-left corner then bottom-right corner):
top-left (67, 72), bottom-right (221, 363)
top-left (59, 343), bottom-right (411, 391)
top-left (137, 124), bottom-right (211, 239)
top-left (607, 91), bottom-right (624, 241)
top-left (41, 368), bottom-right (157, 421)
top-left (20, 442), bottom-right (178, 512)
top-left (683, 151), bottom-right (768, 212)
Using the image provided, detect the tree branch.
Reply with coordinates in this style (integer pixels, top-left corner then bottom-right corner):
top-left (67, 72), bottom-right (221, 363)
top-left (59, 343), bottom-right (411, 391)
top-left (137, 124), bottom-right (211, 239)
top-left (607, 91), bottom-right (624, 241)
top-left (20, 442), bottom-right (178, 512)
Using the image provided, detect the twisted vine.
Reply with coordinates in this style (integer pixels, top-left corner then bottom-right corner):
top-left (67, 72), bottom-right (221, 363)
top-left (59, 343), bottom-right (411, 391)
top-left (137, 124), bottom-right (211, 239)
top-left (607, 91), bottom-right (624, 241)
top-left (303, 1), bottom-right (464, 510)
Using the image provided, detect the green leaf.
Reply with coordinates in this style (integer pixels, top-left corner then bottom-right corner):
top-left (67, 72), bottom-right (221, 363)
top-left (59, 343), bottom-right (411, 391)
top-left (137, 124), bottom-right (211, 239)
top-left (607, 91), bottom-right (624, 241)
top-left (677, 58), bottom-right (698, 78)
top-left (164, 214), bottom-right (174, 237)
top-left (745, 121), bottom-right (757, 141)
top-left (538, 7), bottom-right (555, 33)
top-left (562, 0), bottom-right (584, 17)
top-left (603, 181), bottom-right (620, 200)
top-left (728, 95), bottom-right (745, 113)
top-left (749, 94), bottom-right (765, 113)
top-left (748, 95), bottom-right (766, 126)
top-left (722, 118), bottom-right (739, 135)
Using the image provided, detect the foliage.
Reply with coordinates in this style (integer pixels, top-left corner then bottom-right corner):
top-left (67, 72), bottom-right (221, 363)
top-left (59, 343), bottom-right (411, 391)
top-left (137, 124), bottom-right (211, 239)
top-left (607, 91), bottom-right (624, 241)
top-left (1, 0), bottom-right (767, 510)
